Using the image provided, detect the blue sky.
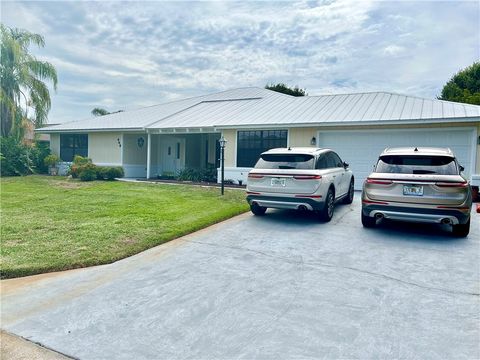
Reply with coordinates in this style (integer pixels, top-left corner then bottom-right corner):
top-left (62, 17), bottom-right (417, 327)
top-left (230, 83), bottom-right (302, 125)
top-left (2, 0), bottom-right (479, 124)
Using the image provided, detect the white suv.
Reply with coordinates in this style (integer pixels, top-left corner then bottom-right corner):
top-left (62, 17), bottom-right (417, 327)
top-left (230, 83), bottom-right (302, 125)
top-left (246, 147), bottom-right (354, 221)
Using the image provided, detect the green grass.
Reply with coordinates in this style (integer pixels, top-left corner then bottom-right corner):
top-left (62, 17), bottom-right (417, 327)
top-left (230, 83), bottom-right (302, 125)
top-left (0, 176), bottom-right (249, 279)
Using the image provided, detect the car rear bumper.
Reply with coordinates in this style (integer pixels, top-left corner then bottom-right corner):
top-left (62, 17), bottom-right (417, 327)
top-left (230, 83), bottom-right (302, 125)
top-left (362, 203), bottom-right (471, 225)
top-left (246, 195), bottom-right (325, 211)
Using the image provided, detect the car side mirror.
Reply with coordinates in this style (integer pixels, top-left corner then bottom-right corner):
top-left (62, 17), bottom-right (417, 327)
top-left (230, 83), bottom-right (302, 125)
top-left (459, 165), bottom-right (465, 172)
top-left (343, 162), bottom-right (349, 168)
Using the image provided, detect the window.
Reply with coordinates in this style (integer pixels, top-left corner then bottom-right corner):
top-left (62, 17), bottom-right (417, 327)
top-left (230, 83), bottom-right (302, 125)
top-left (176, 143), bottom-right (180, 159)
top-left (254, 154), bottom-right (314, 170)
top-left (316, 155), bottom-right (328, 169)
top-left (329, 152), bottom-right (344, 168)
top-left (60, 134), bottom-right (88, 162)
top-left (237, 130), bottom-right (287, 167)
top-left (376, 155), bottom-right (458, 175)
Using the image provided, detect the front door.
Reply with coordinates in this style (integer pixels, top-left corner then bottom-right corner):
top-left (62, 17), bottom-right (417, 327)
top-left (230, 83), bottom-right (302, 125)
top-left (160, 137), bottom-right (184, 175)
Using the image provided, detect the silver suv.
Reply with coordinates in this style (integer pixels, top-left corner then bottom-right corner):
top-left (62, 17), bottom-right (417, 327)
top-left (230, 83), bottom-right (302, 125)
top-left (246, 147), bottom-right (354, 221)
top-left (362, 147), bottom-right (472, 237)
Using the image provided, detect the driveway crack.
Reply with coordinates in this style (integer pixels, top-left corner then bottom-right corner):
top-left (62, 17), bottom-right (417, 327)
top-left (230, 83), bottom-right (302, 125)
top-left (185, 239), bottom-right (479, 297)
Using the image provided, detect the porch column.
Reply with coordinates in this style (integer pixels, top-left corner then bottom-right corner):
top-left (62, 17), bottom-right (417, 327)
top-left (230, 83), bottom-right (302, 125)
top-left (146, 132), bottom-right (151, 179)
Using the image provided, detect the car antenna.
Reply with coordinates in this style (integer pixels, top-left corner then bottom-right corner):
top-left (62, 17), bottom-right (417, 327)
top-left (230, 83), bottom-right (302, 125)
top-left (414, 147), bottom-right (418, 152)
top-left (288, 146), bottom-right (291, 150)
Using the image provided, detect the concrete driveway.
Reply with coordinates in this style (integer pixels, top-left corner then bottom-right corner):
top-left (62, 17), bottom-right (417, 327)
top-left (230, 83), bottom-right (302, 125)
top-left (2, 195), bottom-right (479, 359)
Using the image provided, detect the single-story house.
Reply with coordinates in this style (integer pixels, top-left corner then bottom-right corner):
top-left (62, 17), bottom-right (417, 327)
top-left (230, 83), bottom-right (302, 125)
top-left (37, 87), bottom-right (480, 190)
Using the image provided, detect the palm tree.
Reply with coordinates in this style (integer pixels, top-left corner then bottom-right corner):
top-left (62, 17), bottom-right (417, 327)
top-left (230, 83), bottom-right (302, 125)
top-left (0, 25), bottom-right (58, 138)
top-left (91, 107), bottom-right (124, 117)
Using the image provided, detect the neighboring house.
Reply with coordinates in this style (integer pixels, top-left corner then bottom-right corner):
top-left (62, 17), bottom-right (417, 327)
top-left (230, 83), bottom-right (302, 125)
top-left (37, 87), bottom-right (480, 190)
top-left (24, 121), bottom-right (51, 144)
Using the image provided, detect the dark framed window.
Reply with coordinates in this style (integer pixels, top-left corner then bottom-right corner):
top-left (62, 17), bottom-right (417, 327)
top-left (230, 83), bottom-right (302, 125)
top-left (60, 134), bottom-right (88, 162)
top-left (237, 130), bottom-right (288, 167)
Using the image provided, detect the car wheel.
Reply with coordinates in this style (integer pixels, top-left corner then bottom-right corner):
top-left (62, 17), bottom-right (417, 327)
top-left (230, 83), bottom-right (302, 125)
top-left (250, 203), bottom-right (267, 216)
top-left (342, 179), bottom-right (354, 204)
top-left (319, 188), bottom-right (335, 222)
top-left (361, 212), bottom-right (376, 228)
top-left (452, 218), bottom-right (470, 237)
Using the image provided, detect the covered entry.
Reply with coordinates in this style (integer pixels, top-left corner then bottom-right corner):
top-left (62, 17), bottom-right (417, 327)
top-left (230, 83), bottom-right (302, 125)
top-left (147, 133), bottom-right (220, 179)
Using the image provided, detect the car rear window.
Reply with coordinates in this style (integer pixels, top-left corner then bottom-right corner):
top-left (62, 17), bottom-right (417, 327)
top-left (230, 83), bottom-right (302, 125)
top-left (254, 154), bottom-right (315, 169)
top-left (376, 155), bottom-right (458, 175)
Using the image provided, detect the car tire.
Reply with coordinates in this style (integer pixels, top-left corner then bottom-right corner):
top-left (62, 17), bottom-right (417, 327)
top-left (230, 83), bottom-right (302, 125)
top-left (319, 188), bottom-right (335, 222)
top-left (342, 179), bottom-right (354, 204)
top-left (452, 218), bottom-right (470, 237)
top-left (361, 212), bottom-right (376, 228)
top-left (250, 203), bottom-right (267, 216)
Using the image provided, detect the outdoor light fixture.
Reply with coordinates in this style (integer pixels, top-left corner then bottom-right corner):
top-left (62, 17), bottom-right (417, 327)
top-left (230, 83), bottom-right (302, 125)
top-left (219, 135), bottom-right (227, 195)
top-left (310, 136), bottom-right (316, 146)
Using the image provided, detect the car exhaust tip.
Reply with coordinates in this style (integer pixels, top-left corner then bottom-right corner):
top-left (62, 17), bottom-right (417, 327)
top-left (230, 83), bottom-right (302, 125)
top-left (298, 205), bottom-right (308, 211)
top-left (441, 218), bottom-right (452, 225)
top-left (375, 213), bottom-right (384, 220)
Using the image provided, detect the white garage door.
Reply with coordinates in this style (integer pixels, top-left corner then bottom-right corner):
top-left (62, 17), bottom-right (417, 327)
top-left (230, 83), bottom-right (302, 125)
top-left (317, 128), bottom-right (476, 190)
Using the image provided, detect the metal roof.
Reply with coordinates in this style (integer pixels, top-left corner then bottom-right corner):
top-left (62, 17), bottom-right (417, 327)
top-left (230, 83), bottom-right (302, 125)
top-left (38, 87), bottom-right (480, 133)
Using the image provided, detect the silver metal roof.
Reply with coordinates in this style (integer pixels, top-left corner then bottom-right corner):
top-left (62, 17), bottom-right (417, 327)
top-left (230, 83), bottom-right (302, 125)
top-left (38, 87), bottom-right (480, 133)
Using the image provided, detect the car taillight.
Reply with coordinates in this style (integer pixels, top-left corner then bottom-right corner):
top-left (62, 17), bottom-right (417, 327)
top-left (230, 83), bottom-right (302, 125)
top-left (435, 182), bottom-right (468, 188)
top-left (248, 173), bottom-right (264, 179)
top-left (293, 175), bottom-right (322, 180)
top-left (366, 178), bottom-right (393, 185)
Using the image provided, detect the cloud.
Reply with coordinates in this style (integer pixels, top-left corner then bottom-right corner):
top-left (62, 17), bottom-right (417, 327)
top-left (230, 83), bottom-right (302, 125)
top-left (383, 45), bottom-right (406, 56)
top-left (1, 0), bottom-right (478, 123)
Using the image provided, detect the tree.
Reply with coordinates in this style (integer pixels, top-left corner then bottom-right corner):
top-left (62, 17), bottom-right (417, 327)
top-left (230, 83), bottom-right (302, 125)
top-left (265, 83), bottom-right (307, 97)
top-left (0, 25), bottom-right (58, 138)
top-left (91, 107), bottom-right (124, 116)
top-left (438, 62), bottom-right (480, 105)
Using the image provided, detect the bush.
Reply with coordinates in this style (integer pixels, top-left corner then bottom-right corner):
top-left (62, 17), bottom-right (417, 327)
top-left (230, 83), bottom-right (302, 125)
top-left (177, 168), bottom-right (203, 182)
top-left (0, 137), bottom-right (33, 176)
top-left (31, 141), bottom-right (51, 174)
top-left (105, 166), bottom-right (124, 180)
top-left (43, 154), bottom-right (60, 167)
top-left (79, 163), bottom-right (97, 181)
top-left (176, 165), bottom-right (217, 183)
top-left (95, 166), bottom-right (124, 180)
top-left (73, 155), bottom-right (91, 166)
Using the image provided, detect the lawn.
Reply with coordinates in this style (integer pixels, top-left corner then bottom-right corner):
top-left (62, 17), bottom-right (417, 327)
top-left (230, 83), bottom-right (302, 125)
top-left (0, 176), bottom-right (249, 279)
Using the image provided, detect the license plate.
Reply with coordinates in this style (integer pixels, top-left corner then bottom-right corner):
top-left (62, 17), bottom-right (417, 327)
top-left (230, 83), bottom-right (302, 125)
top-left (271, 178), bottom-right (286, 187)
top-left (403, 185), bottom-right (424, 196)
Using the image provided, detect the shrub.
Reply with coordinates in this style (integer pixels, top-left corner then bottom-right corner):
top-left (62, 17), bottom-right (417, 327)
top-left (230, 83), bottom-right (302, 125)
top-left (159, 171), bottom-right (175, 180)
top-left (73, 155), bottom-right (91, 166)
top-left (105, 166), bottom-right (124, 180)
top-left (95, 166), bottom-right (108, 180)
top-left (68, 164), bottom-right (80, 178)
top-left (95, 166), bottom-right (124, 180)
top-left (177, 168), bottom-right (203, 182)
top-left (79, 163), bottom-right (97, 181)
top-left (0, 137), bottom-right (33, 176)
top-left (43, 154), bottom-right (60, 167)
top-left (31, 141), bottom-right (51, 174)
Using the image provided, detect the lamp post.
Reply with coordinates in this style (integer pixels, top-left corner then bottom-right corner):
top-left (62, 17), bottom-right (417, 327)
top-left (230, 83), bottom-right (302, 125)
top-left (219, 135), bottom-right (227, 195)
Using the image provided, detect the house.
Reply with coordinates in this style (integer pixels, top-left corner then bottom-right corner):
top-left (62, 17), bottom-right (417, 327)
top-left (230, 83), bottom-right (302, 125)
top-left (37, 87), bottom-right (480, 190)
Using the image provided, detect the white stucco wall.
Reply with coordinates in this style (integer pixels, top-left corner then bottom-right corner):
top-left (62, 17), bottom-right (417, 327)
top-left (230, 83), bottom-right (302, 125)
top-left (89, 132), bottom-right (122, 165)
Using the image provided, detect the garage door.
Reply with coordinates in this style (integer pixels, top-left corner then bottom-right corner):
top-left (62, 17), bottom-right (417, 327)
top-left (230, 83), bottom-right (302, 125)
top-left (317, 128), bottom-right (476, 190)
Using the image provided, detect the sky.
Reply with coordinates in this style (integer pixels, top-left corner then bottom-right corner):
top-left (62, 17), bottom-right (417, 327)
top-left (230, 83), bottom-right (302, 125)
top-left (1, 0), bottom-right (479, 124)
